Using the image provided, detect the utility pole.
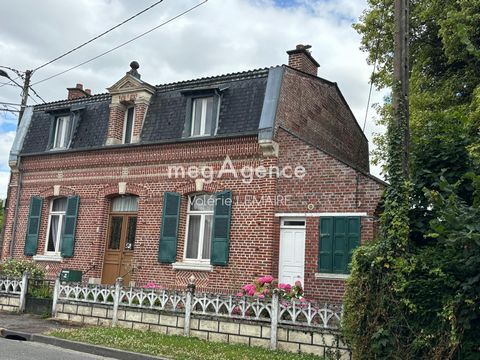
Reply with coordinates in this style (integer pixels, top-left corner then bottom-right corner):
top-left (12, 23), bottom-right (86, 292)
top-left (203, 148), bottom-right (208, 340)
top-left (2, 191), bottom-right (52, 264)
top-left (392, 0), bottom-right (410, 178)
top-left (18, 70), bottom-right (32, 124)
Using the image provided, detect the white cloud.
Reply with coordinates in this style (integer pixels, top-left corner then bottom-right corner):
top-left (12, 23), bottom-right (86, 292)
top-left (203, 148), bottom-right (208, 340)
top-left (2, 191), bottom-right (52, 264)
top-left (0, 0), bottom-right (385, 178)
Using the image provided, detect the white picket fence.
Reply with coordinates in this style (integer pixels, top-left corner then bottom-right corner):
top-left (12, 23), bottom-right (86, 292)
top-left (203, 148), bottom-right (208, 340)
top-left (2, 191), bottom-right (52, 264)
top-left (0, 273), bottom-right (29, 311)
top-left (55, 278), bottom-right (342, 330)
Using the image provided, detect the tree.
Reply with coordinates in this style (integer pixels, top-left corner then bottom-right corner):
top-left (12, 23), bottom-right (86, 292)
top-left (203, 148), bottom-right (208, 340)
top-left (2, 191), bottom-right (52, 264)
top-left (343, 1), bottom-right (480, 359)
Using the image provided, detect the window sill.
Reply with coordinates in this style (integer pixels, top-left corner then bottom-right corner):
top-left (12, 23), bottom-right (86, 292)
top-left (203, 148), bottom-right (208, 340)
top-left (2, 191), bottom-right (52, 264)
top-left (315, 273), bottom-right (349, 280)
top-left (33, 254), bottom-right (63, 262)
top-left (172, 262), bottom-right (213, 272)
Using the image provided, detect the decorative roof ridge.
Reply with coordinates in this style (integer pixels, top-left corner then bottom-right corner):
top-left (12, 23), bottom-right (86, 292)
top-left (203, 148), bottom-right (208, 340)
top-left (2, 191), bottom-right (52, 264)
top-left (155, 67), bottom-right (274, 92)
top-left (34, 92), bottom-right (111, 111)
top-left (33, 66), bottom-right (276, 111)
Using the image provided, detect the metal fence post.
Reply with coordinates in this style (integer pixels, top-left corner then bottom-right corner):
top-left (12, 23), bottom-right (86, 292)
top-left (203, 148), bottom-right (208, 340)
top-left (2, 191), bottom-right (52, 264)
top-left (18, 271), bottom-right (29, 312)
top-left (51, 274), bottom-right (61, 317)
top-left (270, 290), bottom-right (279, 350)
top-left (184, 275), bottom-right (196, 337)
top-left (112, 277), bottom-right (123, 327)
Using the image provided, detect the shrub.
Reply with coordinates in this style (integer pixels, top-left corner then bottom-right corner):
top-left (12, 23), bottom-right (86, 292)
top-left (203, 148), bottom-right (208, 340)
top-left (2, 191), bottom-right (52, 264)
top-left (0, 259), bottom-right (45, 279)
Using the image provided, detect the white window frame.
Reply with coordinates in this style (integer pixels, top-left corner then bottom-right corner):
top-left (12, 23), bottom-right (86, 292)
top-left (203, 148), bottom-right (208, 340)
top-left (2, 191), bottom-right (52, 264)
top-left (183, 194), bottom-right (214, 263)
top-left (122, 106), bottom-right (135, 144)
top-left (52, 115), bottom-right (72, 150)
top-left (191, 97), bottom-right (214, 137)
top-left (44, 198), bottom-right (67, 255)
top-left (280, 217), bottom-right (306, 229)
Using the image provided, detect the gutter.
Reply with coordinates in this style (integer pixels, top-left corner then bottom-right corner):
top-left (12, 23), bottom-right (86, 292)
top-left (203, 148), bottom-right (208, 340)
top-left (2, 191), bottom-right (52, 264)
top-left (7, 106), bottom-right (33, 258)
top-left (8, 160), bottom-right (22, 259)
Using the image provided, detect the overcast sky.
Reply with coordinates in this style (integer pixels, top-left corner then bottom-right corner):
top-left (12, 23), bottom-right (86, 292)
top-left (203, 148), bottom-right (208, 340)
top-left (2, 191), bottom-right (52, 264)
top-left (0, 0), bottom-right (387, 199)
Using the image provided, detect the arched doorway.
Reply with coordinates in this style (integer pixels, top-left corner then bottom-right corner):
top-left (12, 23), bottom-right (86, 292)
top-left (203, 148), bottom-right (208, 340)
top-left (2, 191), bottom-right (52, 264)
top-left (101, 196), bottom-right (138, 285)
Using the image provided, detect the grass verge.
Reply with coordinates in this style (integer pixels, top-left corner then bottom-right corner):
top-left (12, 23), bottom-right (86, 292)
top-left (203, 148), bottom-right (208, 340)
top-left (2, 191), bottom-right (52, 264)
top-left (48, 326), bottom-right (326, 360)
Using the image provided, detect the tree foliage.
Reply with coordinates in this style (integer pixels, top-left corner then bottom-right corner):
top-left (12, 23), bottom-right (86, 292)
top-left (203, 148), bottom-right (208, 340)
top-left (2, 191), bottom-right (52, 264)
top-left (343, 0), bottom-right (480, 359)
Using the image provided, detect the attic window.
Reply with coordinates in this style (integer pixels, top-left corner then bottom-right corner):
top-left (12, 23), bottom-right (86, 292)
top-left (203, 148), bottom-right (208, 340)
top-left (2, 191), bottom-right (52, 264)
top-left (191, 97), bottom-right (215, 137)
top-left (52, 115), bottom-right (73, 149)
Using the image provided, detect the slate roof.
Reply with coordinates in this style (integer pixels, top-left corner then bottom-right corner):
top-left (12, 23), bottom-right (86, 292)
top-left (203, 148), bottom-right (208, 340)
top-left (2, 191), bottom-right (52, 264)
top-left (21, 68), bottom-right (269, 155)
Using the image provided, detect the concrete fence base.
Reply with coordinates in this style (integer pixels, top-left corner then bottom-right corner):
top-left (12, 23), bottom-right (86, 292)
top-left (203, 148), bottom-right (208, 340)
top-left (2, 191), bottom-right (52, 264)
top-left (54, 300), bottom-right (351, 359)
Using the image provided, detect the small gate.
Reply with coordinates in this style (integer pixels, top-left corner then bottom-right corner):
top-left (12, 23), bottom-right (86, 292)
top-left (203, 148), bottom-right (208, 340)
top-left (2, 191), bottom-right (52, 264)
top-left (25, 278), bottom-right (54, 316)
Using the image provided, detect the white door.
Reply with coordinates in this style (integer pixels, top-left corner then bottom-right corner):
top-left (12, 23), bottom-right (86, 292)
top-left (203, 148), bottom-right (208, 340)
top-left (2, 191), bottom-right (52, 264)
top-left (278, 218), bottom-right (306, 285)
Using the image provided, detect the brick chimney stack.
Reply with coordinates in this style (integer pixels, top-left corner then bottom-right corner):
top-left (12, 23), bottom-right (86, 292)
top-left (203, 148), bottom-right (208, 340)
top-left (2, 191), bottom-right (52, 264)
top-left (286, 44), bottom-right (320, 76)
top-left (67, 83), bottom-right (92, 100)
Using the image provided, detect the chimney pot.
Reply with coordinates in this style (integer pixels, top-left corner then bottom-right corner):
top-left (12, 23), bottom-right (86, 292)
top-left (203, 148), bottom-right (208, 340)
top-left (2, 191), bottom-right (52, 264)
top-left (67, 84), bottom-right (91, 100)
top-left (286, 44), bottom-right (319, 76)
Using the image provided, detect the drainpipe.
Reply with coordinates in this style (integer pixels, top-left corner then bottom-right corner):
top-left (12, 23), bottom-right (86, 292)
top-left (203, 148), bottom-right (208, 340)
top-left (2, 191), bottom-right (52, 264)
top-left (9, 157), bottom-right (23, 258)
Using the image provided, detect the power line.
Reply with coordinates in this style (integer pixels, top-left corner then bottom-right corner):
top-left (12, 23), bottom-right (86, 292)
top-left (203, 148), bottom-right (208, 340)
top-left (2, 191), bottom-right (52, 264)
top-left (33, 0), bottom-right (166, 72)
top-left (28, 85), bottom-right (47, 103)
top-left (32, 0), bottom-right (208, 86)
top-left (362, 0), bottom-right (387, 133)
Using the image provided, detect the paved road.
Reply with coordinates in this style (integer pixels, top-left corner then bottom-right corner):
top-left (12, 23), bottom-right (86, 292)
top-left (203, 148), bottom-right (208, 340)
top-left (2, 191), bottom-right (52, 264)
top-left (0, 337), bottom-right (115, 360)
top-left (0, 312), bottom-right (78, 334)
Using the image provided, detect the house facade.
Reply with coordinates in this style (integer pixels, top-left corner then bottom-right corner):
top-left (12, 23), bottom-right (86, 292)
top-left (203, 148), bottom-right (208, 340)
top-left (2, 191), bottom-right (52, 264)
top-left (1, 45), bottom-right (384, 302)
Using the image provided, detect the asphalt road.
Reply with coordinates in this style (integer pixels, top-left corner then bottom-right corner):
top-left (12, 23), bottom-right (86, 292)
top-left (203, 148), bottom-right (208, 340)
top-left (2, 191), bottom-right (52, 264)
top-left (0, 337), bottom-right (116, 360)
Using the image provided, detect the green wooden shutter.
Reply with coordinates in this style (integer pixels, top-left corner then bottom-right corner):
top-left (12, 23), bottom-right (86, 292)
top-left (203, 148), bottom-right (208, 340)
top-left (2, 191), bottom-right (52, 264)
top-left (346, 217), bottom-right (361, 270)
top-left (24, 197), bottom-right (43, 256)
top-left (210, 190), bottom-right (232, 266)
top-left (61, 195), bottom-right (80, 258)
top-left (333, 217), bottom-right (348, 273)
top-left (158, 192), bottom-right (181, 263)
top-left (318, 217), bottom-right (333, 272)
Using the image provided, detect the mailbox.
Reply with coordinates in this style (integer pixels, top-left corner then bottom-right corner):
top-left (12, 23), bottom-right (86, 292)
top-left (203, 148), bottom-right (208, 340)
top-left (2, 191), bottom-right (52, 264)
top-left (60, 269), bottom-right (83, 283)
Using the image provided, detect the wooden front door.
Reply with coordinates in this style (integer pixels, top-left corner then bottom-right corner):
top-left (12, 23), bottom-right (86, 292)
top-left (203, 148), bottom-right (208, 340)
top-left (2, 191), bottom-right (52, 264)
top-left (101, 213), bottom-right (137, 285)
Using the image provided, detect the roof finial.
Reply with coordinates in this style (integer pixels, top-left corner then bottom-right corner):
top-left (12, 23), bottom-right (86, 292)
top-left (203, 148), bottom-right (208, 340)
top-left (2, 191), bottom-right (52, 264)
top-left (127, 61), bottom-right (141, 79)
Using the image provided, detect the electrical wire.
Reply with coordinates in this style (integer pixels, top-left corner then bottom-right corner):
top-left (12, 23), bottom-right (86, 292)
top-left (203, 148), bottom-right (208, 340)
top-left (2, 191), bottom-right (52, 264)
top-left (32, 0), bottom-right (208, 86)
top-left (362, 1), bottom-right (387, 133)
top-left (33, 0), bottom-right (166, 72)
top-left (28, 85), bottom-right (47, 103)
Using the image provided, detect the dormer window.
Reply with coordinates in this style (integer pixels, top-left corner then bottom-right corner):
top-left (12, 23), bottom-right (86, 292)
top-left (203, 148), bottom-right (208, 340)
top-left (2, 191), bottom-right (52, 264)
top-left (123, 106), bottom-right (135, 144)
top-left (52, 115), bottom-right (73, 149)
top-left (191, 97), bottom-right (215, 137)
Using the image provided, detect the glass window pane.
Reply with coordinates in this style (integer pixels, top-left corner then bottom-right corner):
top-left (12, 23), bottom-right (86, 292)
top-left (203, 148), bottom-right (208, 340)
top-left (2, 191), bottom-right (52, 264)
top-left (204, 97), bottom-right (214, 135)
top-left (186, 215), bottom-right (201, 259)
top-left (192, 99), bottom-right (202, 136)
top-left (112, 196), bottom-right (138, 212)
top-left (52, 198), bottom-right (67, 212)
top-left (202, 215), bottom-right (213, 259)
top-left (109, 216), bottom-right (123, 250)
top-left (124, 108), bottom-right (134, 144)
top-left (54, 118), bottom-right (64, 148)
top-left (189, 194), bottom-right (214, 212)
top-left (47, 215), bottom-right (59, 252)
top-left (125, 217), bottom-right (137, 250)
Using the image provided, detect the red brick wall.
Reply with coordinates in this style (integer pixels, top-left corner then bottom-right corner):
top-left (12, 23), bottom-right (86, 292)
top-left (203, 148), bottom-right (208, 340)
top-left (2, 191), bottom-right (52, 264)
top-left (275, 128), bottom-right (384, 302)
top-left (1, 132), bottom-right (383, 303)
top-left (276, 67), bottom-right (370, 172)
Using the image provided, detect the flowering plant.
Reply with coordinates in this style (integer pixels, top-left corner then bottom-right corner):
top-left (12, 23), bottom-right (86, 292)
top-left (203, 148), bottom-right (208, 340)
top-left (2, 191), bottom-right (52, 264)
top-left (143, 281), bottom-right (164, 290)
top-left (237, 276), bottom-right (305, 301)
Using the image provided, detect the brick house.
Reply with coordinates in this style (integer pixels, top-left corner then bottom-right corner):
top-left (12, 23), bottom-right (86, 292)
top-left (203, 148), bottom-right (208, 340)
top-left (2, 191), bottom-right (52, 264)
top-left (1, 45), bottom-right (384, 302)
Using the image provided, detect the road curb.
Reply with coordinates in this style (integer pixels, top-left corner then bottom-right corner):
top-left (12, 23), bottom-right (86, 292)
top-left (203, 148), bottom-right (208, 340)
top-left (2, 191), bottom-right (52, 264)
top-left (1, 329), bottom-right (169, 360)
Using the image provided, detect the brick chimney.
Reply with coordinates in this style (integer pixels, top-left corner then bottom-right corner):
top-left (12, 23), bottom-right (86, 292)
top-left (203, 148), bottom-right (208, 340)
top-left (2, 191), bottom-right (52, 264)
top-left (67, 83), bottom-right (92, 100)
top-left (286, 44), bottom-right (320, 76)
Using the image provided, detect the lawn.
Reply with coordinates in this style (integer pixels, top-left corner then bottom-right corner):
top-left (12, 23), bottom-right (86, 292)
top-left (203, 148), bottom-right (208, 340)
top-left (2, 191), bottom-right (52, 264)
top-left (48, 327), bottom-right (327, 360)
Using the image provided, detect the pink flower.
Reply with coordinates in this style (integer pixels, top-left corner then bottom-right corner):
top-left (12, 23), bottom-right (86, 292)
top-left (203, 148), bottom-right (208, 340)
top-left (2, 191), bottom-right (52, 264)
top-left (257, 275), bottom-right (274, 285)
top-left (248, 289), bottom-right (256, 296)
top-left (262, 288), bottom-right (270, 295)
top-left (299, 297), bottom-right (306, 302)
top-left (278, 283), bottom-right (292, 293)
top-left (236, 292), bottom-right (244, 297)
top-left (258, 294), bottom-right (265, 299)
top-left (295, 280), bottom-right (302, 288)
top-left (242, 284), bottom-right (255, 292)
